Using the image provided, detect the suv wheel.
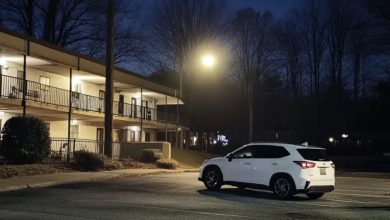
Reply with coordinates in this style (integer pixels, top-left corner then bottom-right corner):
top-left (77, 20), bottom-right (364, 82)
top-left (273, 176), bottom-right (295, 199)
top-left (203, 167), bottom-right (222, 191)
top-left (307, 193), bottom-right (324, 199)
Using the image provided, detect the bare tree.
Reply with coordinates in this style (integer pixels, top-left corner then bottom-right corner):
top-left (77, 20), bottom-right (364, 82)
top-left (0, 0), bottom-right (145, 65)
top-left (326, 0), bottom-right (353, 92)
top-left (149, 0), bottom-right (226, 98)
top-left (365, 0), bottom-right (390, 56)
top-left (295, 0), bottom-right (327, 97)
top-left (348, 16), bottom-right (369, 99)
top-left (0, 0), bottom-right (36, 36)
top-left (230, 8), bottom-right (275, 142)
top-left (276, 17), bottom-right (303, 97)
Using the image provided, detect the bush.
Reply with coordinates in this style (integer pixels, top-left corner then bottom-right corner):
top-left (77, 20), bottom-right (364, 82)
top-left (141, 149), bottom-right (163, 163)
top-left (0, 116), bottom-right (51, 164)
top-left (156, 159), bottom-right (179, 169)
top-left (103, 158), bottom-right (123, 170)
top-left (73, 150), bottom-right (105, 171)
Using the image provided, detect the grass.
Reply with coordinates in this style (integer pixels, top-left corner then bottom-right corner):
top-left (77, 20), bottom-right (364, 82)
top-left (171, 148), bottom-right (221, 168)
top-left (0, 163), bottom-right (72, 179)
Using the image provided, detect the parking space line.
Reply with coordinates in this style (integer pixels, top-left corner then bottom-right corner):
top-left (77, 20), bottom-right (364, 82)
top-left (324, 198), bottom-right (372, 205)
top-left (333, 192), bottom-right (390, 199)
top-left (348, 186), bottom-right (390, 191)
top-left (281, 201), bottom-right (341, 208)
top-left (335, 188), bottom-right (390, 194)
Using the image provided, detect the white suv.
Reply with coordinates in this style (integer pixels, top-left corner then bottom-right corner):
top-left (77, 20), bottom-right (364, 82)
top-left (198, 142), bottom-right (335, 199)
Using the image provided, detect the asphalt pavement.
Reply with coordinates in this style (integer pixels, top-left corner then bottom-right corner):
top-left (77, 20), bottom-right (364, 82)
top-left (1, 172), bottom-right (390, 219)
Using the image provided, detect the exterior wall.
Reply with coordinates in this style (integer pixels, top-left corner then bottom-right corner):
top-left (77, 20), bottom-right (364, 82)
top-left (0, 112), bottom-right (16, 131)
top-left (119, 141), bottom-right (171, 160)
top-left (77, 80), bottom-right (100, 97)
top-left (50, 121), bottom-right (68, 138)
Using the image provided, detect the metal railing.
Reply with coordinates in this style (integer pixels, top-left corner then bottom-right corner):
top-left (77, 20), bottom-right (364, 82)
top-left (0, 74), bottom-right (178, 124)
top-left (50, 137), bottom-right (120, 159)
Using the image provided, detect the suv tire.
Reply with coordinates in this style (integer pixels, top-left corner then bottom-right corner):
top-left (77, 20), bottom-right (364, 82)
top-left (272, 176), bottom-right (295, 199)
top-left (203, 167), bottom-right (222, 191)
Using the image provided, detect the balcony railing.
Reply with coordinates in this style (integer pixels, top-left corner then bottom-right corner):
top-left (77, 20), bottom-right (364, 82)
top-left (0, 74), bottom-right (178, 124)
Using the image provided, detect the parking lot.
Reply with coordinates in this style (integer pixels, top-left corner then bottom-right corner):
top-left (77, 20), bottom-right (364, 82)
top-left (0, 172), bottom-right (389, 219)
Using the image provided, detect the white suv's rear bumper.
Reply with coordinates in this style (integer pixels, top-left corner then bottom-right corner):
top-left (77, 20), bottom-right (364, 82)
top-left (293, 169), bottom-right (335, 193)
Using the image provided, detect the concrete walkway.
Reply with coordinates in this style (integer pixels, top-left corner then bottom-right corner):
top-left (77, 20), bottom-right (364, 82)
top-left (0, 168), bottom-right (198, 193)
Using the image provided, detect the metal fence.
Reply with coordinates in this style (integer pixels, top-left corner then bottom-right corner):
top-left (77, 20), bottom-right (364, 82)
top-left (50, 137), bottom-right (120, 160)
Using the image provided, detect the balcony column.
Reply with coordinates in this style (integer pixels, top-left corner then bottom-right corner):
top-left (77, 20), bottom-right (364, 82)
top-left (139, 88), bottom-right (143, 142)
top-left (67, 68), bottom-right (73, 163)
top-left (22, 54), bottom-right (27, 116)
top-left (165, 95), bottom-right (168, 141)
top-left (175, 94), bottom-right (179, 148)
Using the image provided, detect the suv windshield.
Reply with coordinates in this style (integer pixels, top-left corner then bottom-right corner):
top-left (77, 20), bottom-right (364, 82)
top-left (297, 149), bottom-right (329, 161)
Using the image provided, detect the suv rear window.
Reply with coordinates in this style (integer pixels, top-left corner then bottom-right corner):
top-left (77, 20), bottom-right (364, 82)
top-left (297, 149), bottom-right (329, 161)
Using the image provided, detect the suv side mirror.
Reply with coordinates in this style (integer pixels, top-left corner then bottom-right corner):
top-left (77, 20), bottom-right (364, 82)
top-left (227, 153), bottom-right (233, 162)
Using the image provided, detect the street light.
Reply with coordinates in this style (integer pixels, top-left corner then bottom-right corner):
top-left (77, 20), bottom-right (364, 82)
top-left (201, 54), bottom-right (216, 68)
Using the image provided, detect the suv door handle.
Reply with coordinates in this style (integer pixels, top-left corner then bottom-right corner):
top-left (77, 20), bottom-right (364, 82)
top-left (271, 162), bottom-right (278, 166)
top-left (244, 162), bottom-right (251, 165)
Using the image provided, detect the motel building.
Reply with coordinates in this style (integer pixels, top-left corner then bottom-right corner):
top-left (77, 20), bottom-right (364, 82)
top-left (0, 28), bottom-right (188, 159)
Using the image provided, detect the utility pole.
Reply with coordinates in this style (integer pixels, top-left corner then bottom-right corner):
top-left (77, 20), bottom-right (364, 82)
top-left (104, 0), bottom-right (114, 158)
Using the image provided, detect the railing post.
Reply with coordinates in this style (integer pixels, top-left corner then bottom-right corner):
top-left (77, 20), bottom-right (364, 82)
top-left (165, 95), bottom-right (168, 141)
top-left (0, 66), bottom-right (2, 97)
top-left (139, 88), bottom-right (143, 142)
top-left (67, 68), bottom-right (73, 163)
top-left (22, 54), bottom-right (27, 117)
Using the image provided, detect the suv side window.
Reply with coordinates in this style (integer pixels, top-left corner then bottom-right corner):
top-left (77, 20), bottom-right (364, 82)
top-left (254, 145), bottom-right (290, 158)
top-left (232, 146), bottom-right (256, 159)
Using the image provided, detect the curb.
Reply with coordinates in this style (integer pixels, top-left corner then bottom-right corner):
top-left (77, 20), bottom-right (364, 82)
top-left (0, 168), bottom-right (199, 193)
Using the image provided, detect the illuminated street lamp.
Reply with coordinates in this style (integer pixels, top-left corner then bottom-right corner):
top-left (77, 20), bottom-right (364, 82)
top-left (201, 54), bottom-right (216, 68)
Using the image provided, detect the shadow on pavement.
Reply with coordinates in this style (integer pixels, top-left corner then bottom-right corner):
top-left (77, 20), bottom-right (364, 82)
top-left (197, 188), bottom-right (311, 202)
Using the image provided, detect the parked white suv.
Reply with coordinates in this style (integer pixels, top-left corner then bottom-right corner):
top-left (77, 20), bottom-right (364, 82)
top-left (198, 142), bottom-right (335, 199)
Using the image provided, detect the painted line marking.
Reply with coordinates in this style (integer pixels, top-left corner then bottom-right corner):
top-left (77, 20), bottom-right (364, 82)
top-left (324, 198), bottom-right (372, 205)
top-left (333, 192), bottom-right (390, 199)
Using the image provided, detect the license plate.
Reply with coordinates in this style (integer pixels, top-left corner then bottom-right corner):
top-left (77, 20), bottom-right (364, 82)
top-left (320, 168), bottom-right (326, 175)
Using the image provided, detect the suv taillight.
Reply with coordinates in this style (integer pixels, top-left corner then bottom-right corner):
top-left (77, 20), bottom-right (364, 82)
top-left (294, 161), bottom-right (316, 169)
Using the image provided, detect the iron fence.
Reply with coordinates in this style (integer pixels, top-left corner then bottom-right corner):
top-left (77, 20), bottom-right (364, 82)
top-left (50, 137), bottom-right (120, 160)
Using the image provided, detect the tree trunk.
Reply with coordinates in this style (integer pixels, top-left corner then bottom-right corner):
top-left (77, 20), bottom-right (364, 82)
top-left (248, 91), bottom-right (254, 142)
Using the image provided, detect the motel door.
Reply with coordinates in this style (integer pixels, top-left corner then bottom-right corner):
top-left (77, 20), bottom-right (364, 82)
top-left (97, 128), bottom-right (104, 154)
top-left (118, 95), bottom-right (124, 115)
top-left (131, 98), bottom-right (137, 118)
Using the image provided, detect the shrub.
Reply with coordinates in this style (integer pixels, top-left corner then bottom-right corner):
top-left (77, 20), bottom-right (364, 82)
top-left (156, 159), bottom-right (179, 169)
top-left (0, 116), bottom-right (51, 164)
top-left (73, 150), bottom-right (104, 171)
top-left (103, 158), bottom-right (123, 170)
top-left (141, 149), bottom-right (163, 163)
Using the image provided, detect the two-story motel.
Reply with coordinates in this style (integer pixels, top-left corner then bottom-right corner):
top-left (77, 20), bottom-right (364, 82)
top-left (0, 28), bottom-right (187, 158)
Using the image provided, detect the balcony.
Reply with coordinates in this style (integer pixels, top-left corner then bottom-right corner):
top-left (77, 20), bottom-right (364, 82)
top-left (0, 74), bottom-right (178, 125)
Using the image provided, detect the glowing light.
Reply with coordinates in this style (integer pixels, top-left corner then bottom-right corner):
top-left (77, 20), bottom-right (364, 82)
top-left (71, 119), bottom-right (78, 124)
top-left (201, 54), bottom-right (215, 68)
top-left (72, 77), bottom-right (81, 85)
top-left (341, 134), bottom-right (348, 138)
top-left (128, 126), bottom-right (140, 131)
top-left (329, 137), bottom-right (334, 143)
